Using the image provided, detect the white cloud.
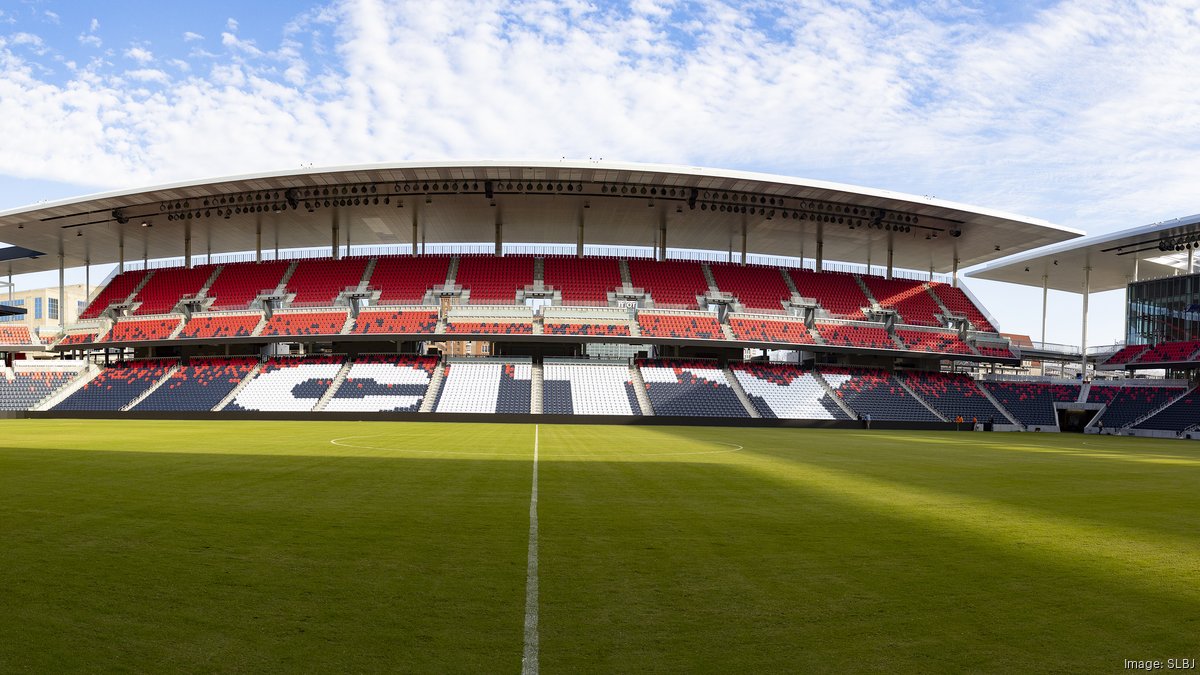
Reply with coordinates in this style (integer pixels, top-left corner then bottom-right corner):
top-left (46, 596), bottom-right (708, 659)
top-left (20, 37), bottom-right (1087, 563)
top-left (125, 68), bottom-right (170, 84)
top-left (43, 11), bottom-right (60, 24)
top-left (125, 46), bottom-right (153, 63)
top-left (90, 18), bottom-right (99, 32)
top-left (0, 0), bottom-right (1198, 257)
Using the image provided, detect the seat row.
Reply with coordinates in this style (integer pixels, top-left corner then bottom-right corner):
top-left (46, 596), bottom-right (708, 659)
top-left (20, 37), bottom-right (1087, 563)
top-left (14, 359), bottom-right (1195, 431)
top-left (52, 310), bottom-right (1014, 360)
top-left (75, 256), bottom-right (999, 331)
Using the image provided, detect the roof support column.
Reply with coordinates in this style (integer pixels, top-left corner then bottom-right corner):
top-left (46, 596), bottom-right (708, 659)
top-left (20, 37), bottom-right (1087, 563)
top-left (886, 241), bottom-right (894, 280)
top-left (740, 219), bottom-right (747, 267)
top-left (658, 211), bottom-right (667, 262)
top-left (118, 229), bottom-right (125, 274)
top-left (1040, 274), bottom-right (1049, 345)
top-left (495, 215), bottom-right (503, 256)
top-left (331, 214), bottom-right (340, 260)
top-left (1192, 248), bottom-right (1197, 275)
top-left (928, 264), bottom-right (934, 282)
top-left (345, 217), bottom-right (351, 258)
top-left (255, 219), bottom-right (262, 263)
top-left (1080, 266), bottom-right (1091, 378)
top-left (952, 256), bottom-right (959, 288)
top-left (274, 225), bottom-right (279, 261)
top-left (184, 221), bottom-right (192, 269)
top-left (815, 223), bottom-right (824, 273)
top-left (1133, 255), bottom-right (1140, 282)
top-left (411, 206), bottom-right (419, 257)
top-left (85, 260), bottom-right (90, 305)
top-left (576, 208), bottom-right (584, 258)
top-left (58, 252), bottom-right (65, 333)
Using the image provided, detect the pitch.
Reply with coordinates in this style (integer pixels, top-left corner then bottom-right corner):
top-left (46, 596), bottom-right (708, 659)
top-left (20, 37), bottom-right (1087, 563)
top-left (1, 420), bottom-right (1196, 672)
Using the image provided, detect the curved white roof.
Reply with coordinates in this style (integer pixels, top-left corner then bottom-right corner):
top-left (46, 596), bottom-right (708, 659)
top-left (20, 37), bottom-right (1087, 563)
top-left (0, 159), bottom-right (1081, 276)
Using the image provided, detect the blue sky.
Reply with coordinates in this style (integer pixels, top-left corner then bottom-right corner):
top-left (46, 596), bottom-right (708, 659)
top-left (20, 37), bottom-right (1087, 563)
top-left (4, 0), bottom-right (1199, 346)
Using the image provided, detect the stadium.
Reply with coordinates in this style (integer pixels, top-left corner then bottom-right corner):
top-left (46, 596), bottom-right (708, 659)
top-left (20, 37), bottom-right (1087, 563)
top-left (2, 160), bottom-right (1198, 671)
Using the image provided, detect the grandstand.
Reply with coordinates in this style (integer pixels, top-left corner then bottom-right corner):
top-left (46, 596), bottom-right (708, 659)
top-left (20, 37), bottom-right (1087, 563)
top-left (0, 159), bottom-right (1194, 437)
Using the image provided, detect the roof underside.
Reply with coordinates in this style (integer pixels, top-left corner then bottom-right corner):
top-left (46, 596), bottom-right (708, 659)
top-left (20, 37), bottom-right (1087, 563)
top-left (965, 213), bottom-right (1200, 294)
top-left (0, 160), bottom-right (1081, 277)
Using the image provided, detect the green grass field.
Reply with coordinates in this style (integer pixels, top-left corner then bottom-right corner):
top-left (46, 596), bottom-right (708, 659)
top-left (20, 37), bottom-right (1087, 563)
top-left (2, 420), bottom-right (1198, 673)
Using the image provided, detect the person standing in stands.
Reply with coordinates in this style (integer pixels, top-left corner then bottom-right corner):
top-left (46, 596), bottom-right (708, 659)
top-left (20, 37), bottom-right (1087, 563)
top-left (1098, 419), bottom-right (1104, 434)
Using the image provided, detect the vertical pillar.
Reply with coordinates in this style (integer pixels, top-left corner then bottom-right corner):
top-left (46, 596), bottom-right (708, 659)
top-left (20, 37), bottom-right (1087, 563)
top-left (1080, 266), bottom-right (1091, 378)
top-left (1192, 247), bottom-right (1197, 275)
top-left (495, 211), bottom-right (503, 256)
top-left (118, 230), bottom-right (125, 274)
top-left (576, 209), bottom-right (584, 258)
top-left (815, 223), bottom-right (824, 272)
top-left (658, 212), bottom-right (667, 262)
top-left (331, 215), bottom-right (340, 260)
top-left (184, 221), bottom-right (192, 269)
top-left (256, 219), bottom-right (263, 263)
top-left (274, 226), bottom-right (280, 261)
top-left (345, 217), bottom-right (351, 258)
top-left (58, 252), bottom-right (65, 333)
top-left (928, 264), bottom-right (934, 282)
top-left (1040, 274), bottom-right (1049, 346)
top-left (1133, 255), bottom-right (1140, 282)
top-left (411, 206), bottom-right (419, 257)
top-left (952, 256), bottom-right (959, 288)
top-left (886, 242), bottom-right (894, 280)
top-left (866, 249), bottom-right (872, 276)
top-left (85, 261), bottom-right (90, 303)
top-left (740, 219), bottom-right (748, 267)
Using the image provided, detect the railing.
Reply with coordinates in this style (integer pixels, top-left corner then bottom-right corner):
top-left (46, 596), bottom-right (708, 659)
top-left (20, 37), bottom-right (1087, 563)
top-left (108, 243), bottom-right (955, 282)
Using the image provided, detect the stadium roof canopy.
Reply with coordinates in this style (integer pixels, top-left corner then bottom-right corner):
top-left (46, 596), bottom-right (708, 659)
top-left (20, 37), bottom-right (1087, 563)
top-left (965, 212), bottom-right (1200, 293)
top-left (0, 160), bottom-right (1082, 277)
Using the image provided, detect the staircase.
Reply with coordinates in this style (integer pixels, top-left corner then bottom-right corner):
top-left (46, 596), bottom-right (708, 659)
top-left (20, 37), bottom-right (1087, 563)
top-left (166, 316), bottom-right (188, 340)
top-left (122, 364), bottom-right (181, 411)
top-left (975, 381), bottom-right (1020, 425)
top-left (1124, 385), bottom-right (1196, 430)
top-left (124, 270), bottom-right (155, 305)
top-left (249, 312), bottom-right (269, 337)
top-left (628, 364), bottom-right (654, 415)
top-left (894, 375), bottom-right (948, 422)
top-left (701, 263), bottom-right (720, 293)
top-left (724, 365), bottom-right (761, 418)
top-left (275, 261), bottom-right (299, 293)
top-left (889, 330), bottom-right (908, 350)
top-left (33, 364), bottom-right (101, 411)
top-left (780, 268), bottom-right (800, 295)
top-left (357, 257), bottom-right (378, 290)
top-left (855, 276), bottom-right (879, 307)
top-left (314, 359), bottom-right (354, 412)
top-left (533, 257), bottom-right (545, 284)
top-left (530, 361), bottom-right (544, 414)
top-left (813, 370), bottom-right (858, 419)
top-left (445, 257), bottom-right (460, 285)
top-left (618, 258), bottom-right (633, 286)
top-left (1078, 382), bottom-right (1092, 403)
top-left (212, 362), bottom-right (263, 411)
top-left (197, 266), bottom-right (223, 298)
top-left (420, 360), bottom-right (447, 413)
top-left (924, 283), bottom-right (954, 318)
top-left (720, 323), bottom-right (736, 341)
top-left (339, 312), bottom-right (355, 335)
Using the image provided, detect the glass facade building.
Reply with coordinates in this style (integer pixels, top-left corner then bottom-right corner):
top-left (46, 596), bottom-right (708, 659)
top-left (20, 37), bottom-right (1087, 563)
top-left (1126, 272), bottom-right (1200, 344)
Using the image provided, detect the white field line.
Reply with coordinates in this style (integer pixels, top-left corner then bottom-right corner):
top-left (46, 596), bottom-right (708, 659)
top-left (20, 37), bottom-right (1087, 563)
top-left (522, 424), bottom-right (540, 675)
